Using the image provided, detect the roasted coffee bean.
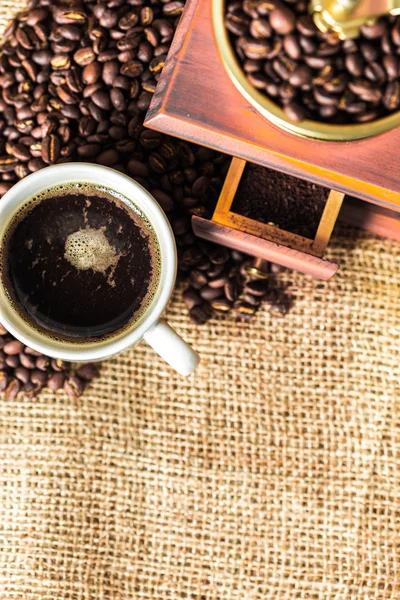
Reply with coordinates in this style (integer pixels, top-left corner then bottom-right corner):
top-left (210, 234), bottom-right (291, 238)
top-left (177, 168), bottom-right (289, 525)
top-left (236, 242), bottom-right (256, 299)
top-left (189, 303), bottom-right (213, 325)
top-left (23, 382), bottom-right (42, 396)
top-left (74, 47), bottom-right (96, 67)
top-left (383, 80), bottom-right (400, 110)
top-left (284, 101), bottom-right (305, 122)
top-left (42, 134), bottom-right (60, 164)
top-left (25, 347), bottom-right (41, 357)
top-left (3, 340), bottom-right (24, 355)
top-left (51, 359), bottom-right (68, 372)
top-left (0, 183), bottom-right (13, 195)
top-left (235, 302), bottom-right (256, 318)
top-left (0, 371), bottom-right (8, 392)
top-left (82, 62), bottom-right (102, 85)
top-left (53, 8), bottom-right (86, 26)
top-left (211, 298), bottom-right (232, 312)
top-left (5, 141), bottom-right (31, 161)
top-left (242, 292), bottom-right (262, 306)
top-left (76, 363), bottom-right (99, 381)
top-left (224, 280), bottom-right (238, 302)
top-left (14, 367), bottom-right (30, 385)
top-left (19, 353), bottom-right (36, 369)
top-left (36, 356), bottom-right (50, 371)
top-left (50, 54), bottom-right (71, 70)
top-left (269, 2), bottom-right (296, 35)
top-left (121, 60), bottom-right (144, 78)
top-left (31, 369), bottom-right (47, 386)
top-left (5, 355), bottom-right (19, 369)
top-left (244, 279), bottom-right (269, 296)
top-left (348, 79), bottom-right (382, 102)
top-left (97, 149), bottom-right (119, 166)
top-left (46, 372), bottom-right (65, 391)
top-left (5, 378), bottom-right (20, 399)
top-left (92, 90), bottom-right (112, 110)
top-left (383, 54), bottom-right (399, 80)
top-left (200, 286), bottom-right (223, 302)
top-left (110, 87), bottom-right (127, 111)
top-left (0, 156), bottom-right (19, 172)
top-left (64, 375), bottom-right (84, 399)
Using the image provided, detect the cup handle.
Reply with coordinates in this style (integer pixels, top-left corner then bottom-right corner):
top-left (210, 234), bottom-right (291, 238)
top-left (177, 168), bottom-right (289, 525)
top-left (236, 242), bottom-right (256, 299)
top-left (143, 319), bottom-right (200, 376)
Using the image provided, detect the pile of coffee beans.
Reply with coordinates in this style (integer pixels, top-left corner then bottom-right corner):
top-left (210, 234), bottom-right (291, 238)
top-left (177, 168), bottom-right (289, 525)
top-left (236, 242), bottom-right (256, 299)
top-left (183, 249), bottom-right (291, 322)
top-left (225, 0), bottom-right (400, 123)
top-left (0, 322), bottom-right (98, 399)
top-left (0, 0), bottom-right (291, 337)
top-left (232, 162), bottom-right (328, 238)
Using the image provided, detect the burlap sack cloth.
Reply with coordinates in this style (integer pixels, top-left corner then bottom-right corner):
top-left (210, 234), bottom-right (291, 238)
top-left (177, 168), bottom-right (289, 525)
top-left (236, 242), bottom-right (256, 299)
top-left (1, 7), bottom-right (400, 599)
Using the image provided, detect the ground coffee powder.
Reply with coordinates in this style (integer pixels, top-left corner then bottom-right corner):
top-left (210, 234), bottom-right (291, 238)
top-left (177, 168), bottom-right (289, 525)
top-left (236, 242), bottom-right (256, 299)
top-left (231, 163), bottom-right (329, 239)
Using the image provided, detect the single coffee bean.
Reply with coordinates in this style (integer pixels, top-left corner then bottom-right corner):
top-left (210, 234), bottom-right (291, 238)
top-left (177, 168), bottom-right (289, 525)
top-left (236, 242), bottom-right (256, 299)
top-left (0, 156), bottom-right (19, 173)
top-left (3, 340), bottom-right (24, 355)
top-left (76, 363), bottom-right (99, 381)
top-left (31, 369), bottom-right (47, 386)
top-left (116, 139), bottom-right (136, 153)
top-left (127, 159), bottom-right (150, 177)
top-left (19, 353), bottom-right (36, 369)
top-left (120, 60), bottom-right (144, 78)
top-left (0, 372), bottom-right (8, 392)
top-left (36, 356), bottom-right (50, 371)
top-left (211, 298), bottom-right (232, 312)
top-left (25, 347), bottom-right (41, 356)
top-left (284, 101), bottom-right (305, 122)
top-left (23, 382), bottom-right (42, 397)
top-left (383, 80), bottom-right (400, 110)
top-left (244, 279), bottom-right (269, 296)
top-left (5, 355), bottom-right (20, 369)
top-left (102, 61), bottom-right (119, 86)
top-left (5, 141), bottom-right (31, 161)
top-left (83, 62), bottom-right (102, 85)
top-left (32, 49), bottom-right (52, 67)
top-left (235, 302), bottom-right (256, 318)
top-left (269, 2), bottom-right (296, 35)
top-left (283, 34), bottom-right (301, 60)
top-left (42, 134), bottom-right (61, 164)
top-left (58, 24), bottom-right (81, 41)
top-left (383, 54), bottom-right (399, 80)
top-left (242, 292), bottom-right (262, 307)
top-left (50, 54), bottom-right (71, 70)
top-left (53, 8), bottom-right (86, 26)
top-left (110, 87), bottom-right (127, 111)
top-left (189, 303), bottom-right (212, 325)
top-left (74, 47), bottom-right (96, 67)
top-left (47, 372), bottom-right (65, 391)
top-left (96, 149), bottom-right (119, 166)
top-left (51, 358), bottom-right (68, 372)
top-left (0, 183), bottom-right (13, 195)
top-left (289, 64), bottom-right (312, 87)
top-left (26, 8), bottom-right (48, 27)
top-left (92, 90), bottom-right (112, 111)
top-left (64, 375), bottom-right (84, 399)
top-left (360, 18), bottom-right (386, 39)
top-left (5, 378), bottom-right (20, 399)
top-left (14, 367), bottom-right (30, 385)
top-left (348, 79), bottom-right (382, 102)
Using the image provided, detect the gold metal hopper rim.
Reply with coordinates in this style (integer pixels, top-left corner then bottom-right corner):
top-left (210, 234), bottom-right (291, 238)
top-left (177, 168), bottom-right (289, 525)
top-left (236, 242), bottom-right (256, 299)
top-left (212, 0), bottom-right (400, 142)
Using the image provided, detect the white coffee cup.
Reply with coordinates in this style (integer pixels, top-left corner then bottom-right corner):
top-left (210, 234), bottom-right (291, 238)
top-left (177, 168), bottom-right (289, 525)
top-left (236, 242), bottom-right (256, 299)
top-left (0, 163), bottom-right (200, 376)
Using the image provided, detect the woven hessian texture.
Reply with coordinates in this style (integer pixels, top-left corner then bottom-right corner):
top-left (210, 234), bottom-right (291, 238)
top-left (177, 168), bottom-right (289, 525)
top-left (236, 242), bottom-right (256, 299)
top-left (1, 6), bottom-right (400, 599)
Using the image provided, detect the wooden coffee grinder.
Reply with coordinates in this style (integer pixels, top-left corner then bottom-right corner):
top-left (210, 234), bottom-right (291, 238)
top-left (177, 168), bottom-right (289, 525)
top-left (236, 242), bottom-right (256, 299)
top-left (145, 0), bottom-right (400, 280)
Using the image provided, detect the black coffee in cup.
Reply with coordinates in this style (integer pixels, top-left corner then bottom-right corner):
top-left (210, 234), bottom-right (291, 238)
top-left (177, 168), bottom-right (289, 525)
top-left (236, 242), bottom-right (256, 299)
top-left (1, 183), bottom-right (160, 342)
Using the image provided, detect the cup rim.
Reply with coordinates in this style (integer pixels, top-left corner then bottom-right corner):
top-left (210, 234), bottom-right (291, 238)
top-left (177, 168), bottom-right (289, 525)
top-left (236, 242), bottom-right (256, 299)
top-left (0, 163), bottom-right (177, 361)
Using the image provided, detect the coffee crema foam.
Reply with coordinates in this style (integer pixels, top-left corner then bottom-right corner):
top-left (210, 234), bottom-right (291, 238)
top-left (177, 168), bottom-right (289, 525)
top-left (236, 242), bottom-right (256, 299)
top-left (1, 182), bottom-right (161, 345)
